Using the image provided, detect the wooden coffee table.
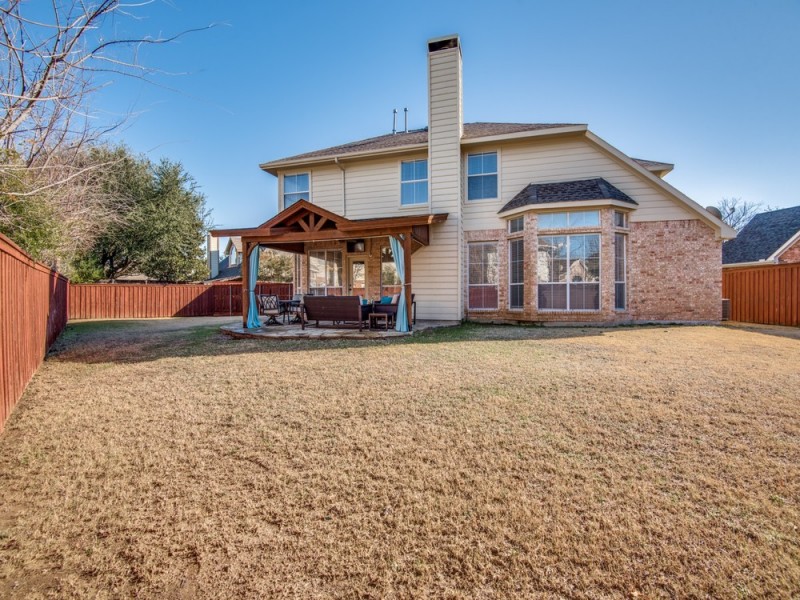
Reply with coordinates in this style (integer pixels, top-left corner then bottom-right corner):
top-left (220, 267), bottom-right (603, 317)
top-left (369, 312), bottom-right (389, 330)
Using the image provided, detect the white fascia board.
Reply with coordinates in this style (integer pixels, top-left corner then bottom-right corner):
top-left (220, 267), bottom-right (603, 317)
top-left (585, 131), bottom-right (738, 240)
top-left (722, 259), bottom-right (778, 268)
top-left (768, 229), bottom-right (800, 261)
top-left (259, 143), bottom-right (428, 175)
top-left (497, 198), bottom-right (635, 218)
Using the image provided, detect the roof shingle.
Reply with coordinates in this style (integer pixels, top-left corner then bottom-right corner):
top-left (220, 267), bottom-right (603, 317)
top-left (260, 122), bottom-right (582, 168)
top-left (499, 178), bottom-right (637, 213)
top-left (722, 206), bottom-right (800, 264)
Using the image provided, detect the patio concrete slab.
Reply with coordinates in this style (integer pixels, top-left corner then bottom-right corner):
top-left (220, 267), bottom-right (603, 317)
top-left (220, 319), bottom-right (460, 340)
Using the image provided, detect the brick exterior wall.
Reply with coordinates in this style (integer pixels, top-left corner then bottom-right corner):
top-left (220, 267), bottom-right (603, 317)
top-left (778, 236), bottom-right (800, 263)
top-left (297, 238), bottom-right (397, 300)
top-left (464, 212), bottom-right (722, 324)
top-left (628, 220), bottom-right (722, 322)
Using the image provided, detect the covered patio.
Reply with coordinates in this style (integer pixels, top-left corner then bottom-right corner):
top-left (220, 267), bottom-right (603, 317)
top-left (210, 200), bottom-right (449, 333)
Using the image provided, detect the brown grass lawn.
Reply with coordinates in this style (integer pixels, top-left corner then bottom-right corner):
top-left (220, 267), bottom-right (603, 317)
top-left (0, 320), bottom-right (799, 598)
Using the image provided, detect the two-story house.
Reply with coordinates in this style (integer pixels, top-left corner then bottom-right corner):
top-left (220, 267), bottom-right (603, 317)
top-left (213, 34), bottom-right (736, 328)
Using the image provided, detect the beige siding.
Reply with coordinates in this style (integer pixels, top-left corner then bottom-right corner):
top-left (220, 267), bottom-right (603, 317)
top-left (462, 136), bottom-right (695, 232)
top-left (343, 153), bottom-right (429, 220)
top-left (309, 166), bottom-right (343, 214)
top-left (420, 45), bottom-right (463, 320)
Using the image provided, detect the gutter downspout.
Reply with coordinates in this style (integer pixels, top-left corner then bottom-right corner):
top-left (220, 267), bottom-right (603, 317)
top-left (334, 156), bottom-right (346, 217)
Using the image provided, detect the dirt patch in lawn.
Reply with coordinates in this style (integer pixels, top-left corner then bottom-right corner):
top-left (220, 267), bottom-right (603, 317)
top-left (0, 321), bottom-right (798, 598)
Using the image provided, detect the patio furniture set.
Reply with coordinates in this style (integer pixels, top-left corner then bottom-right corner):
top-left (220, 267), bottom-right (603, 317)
top-left (256, 293), bottom-right (416, 331)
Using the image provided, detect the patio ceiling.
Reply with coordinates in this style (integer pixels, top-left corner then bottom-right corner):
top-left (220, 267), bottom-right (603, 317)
top-left (210, 200), bottom-right (448, 254)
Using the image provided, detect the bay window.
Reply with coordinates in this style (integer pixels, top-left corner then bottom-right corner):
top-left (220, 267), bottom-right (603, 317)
top-left (615, 233), bottom-right (627, 310)
top-left (537, 234), bottom-right (600, 310)
top-left (509, 238), bottom-right (524, 309)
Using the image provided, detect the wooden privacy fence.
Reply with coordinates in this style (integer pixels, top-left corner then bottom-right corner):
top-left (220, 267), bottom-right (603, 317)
top-left (69, 282), bottom-right (293, 320)
top-left (0, 233), bottom-right (68, 431)
top-left (722, 263), bottom-right (800, 326)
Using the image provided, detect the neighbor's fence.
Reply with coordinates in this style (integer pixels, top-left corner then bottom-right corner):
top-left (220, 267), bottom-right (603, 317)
top-left (0, 233), bottom-right (69, 431)
top-left (69, 282), bottom-right (293, 320)
top-left (722, 263), bottom-right (800, 326)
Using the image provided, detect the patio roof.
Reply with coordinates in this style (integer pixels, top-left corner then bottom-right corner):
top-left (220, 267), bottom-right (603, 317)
top-left (210, 200), bottom-right (448, 253)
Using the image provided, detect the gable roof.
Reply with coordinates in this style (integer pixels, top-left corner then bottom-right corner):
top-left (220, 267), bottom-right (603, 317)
top-left (225, 236), bottom-right (242, 254)
top-left (499, 178), bottom-right (636, 213)
top-left (722, 206), bottom-right (800, 264)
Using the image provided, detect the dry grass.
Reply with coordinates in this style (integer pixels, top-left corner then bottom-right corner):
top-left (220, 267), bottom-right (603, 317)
top-left (0, 319), bottom-right (799, 598)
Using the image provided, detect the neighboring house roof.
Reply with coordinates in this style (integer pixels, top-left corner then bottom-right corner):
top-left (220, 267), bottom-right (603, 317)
top-left (499, 178), bottom-right (637, 213)
top-left (225, 236), bottom-right (242, 255)
top-left (722, 206), bottom-right (800, 264)
top-left (209, 255), bottom-right (242, 281)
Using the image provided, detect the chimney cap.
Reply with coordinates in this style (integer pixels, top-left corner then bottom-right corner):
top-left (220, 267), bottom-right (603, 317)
top-left (428, 34), bottom-right (460, 53)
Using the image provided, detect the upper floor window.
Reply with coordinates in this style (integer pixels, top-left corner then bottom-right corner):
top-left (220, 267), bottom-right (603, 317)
top-left (508, 216), bottom-right (524, 234)
top-left (538, 210), bottom-right (600, 230)
top-left (467, 152), bottom-right (498, 201)
top-left (614, 211), bottom-right (628, 228)
top-left (401, 159), bottom-right (428, 205)
top-left (283, 173), bottom-right (309, 208)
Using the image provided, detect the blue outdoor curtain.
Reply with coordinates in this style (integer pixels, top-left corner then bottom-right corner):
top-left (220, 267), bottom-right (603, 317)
top-left (246, 245), bottom-right (261, 328)
top-left (389, 235), bottom-right (410, 332)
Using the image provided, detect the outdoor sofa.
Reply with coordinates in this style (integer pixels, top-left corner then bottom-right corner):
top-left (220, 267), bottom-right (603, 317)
top-left (301, 295), bottom-right (366, 331)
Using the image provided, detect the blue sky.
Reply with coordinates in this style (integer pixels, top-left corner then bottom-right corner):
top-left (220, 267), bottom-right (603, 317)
top-left (93, 0), bottom-right (800, 229)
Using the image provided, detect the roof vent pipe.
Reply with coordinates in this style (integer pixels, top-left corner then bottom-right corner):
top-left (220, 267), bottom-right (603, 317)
top-left (404, 107), bottom-right (408, 133)
top-left (392, 108), bottom-right (397, 135)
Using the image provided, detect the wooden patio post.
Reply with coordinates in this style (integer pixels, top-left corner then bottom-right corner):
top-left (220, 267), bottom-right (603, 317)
top-left (403, 230), bottom-right (412, 330)
top-left (241, 240), bottom-right (250, 327)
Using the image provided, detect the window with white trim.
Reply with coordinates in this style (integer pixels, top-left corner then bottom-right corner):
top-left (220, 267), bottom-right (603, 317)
top-left (508, 216), bottom-right (524, 234)
top-left (509, 238), bottom-right (524, 309)
top-left (537, 234), bottom-right (600, 310)
top-left (467, 152), bottom-right (498, 201)
top-left (538, 210), bottom-right (600, 229)
top-left (308, 250), bottom-right (342, 295)
top-left (614, 211), bottom-right (628, 228)
top-left (468, 242), bottom-right (499, 309)
top-left (283, 173), bottom-right (310, 208)
top-left (614, 233), bottom-right (626, 310)
top-left (400, 159), bottom-right (428, 205)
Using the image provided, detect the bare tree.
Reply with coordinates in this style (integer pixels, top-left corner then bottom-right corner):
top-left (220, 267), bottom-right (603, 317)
top-left (0, 1), bottom-right (208, 166)
top-left (0, 1), bottom-right (210, 265)
top-left (717, 197), bottom-right (773, 231)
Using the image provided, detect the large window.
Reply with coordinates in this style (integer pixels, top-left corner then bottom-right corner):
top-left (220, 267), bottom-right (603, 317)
top-left (308, 250), bottom-right (342, 295)
top-left (283, 173), bottom-right (310, 208)
top-left (467, 152), bottom-right (498, 201)
top-left (537, 234), bottom-right (600, 310)
top-left (380, 247), bottom-right (402, 296)
top-left (509, 238), bottom-right (524, 310)
top-left (615, 233), bottom-right (626, 310)
top-left (538, 211), bottom-right (600, 230)
top-left (401, 159), bottom-right (428, 205)
top-left (468, 242), bottom-right (499, 309)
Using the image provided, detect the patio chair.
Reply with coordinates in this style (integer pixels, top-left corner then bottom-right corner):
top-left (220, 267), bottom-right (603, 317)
top-left (257, 294), bottom-right (282, 326)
